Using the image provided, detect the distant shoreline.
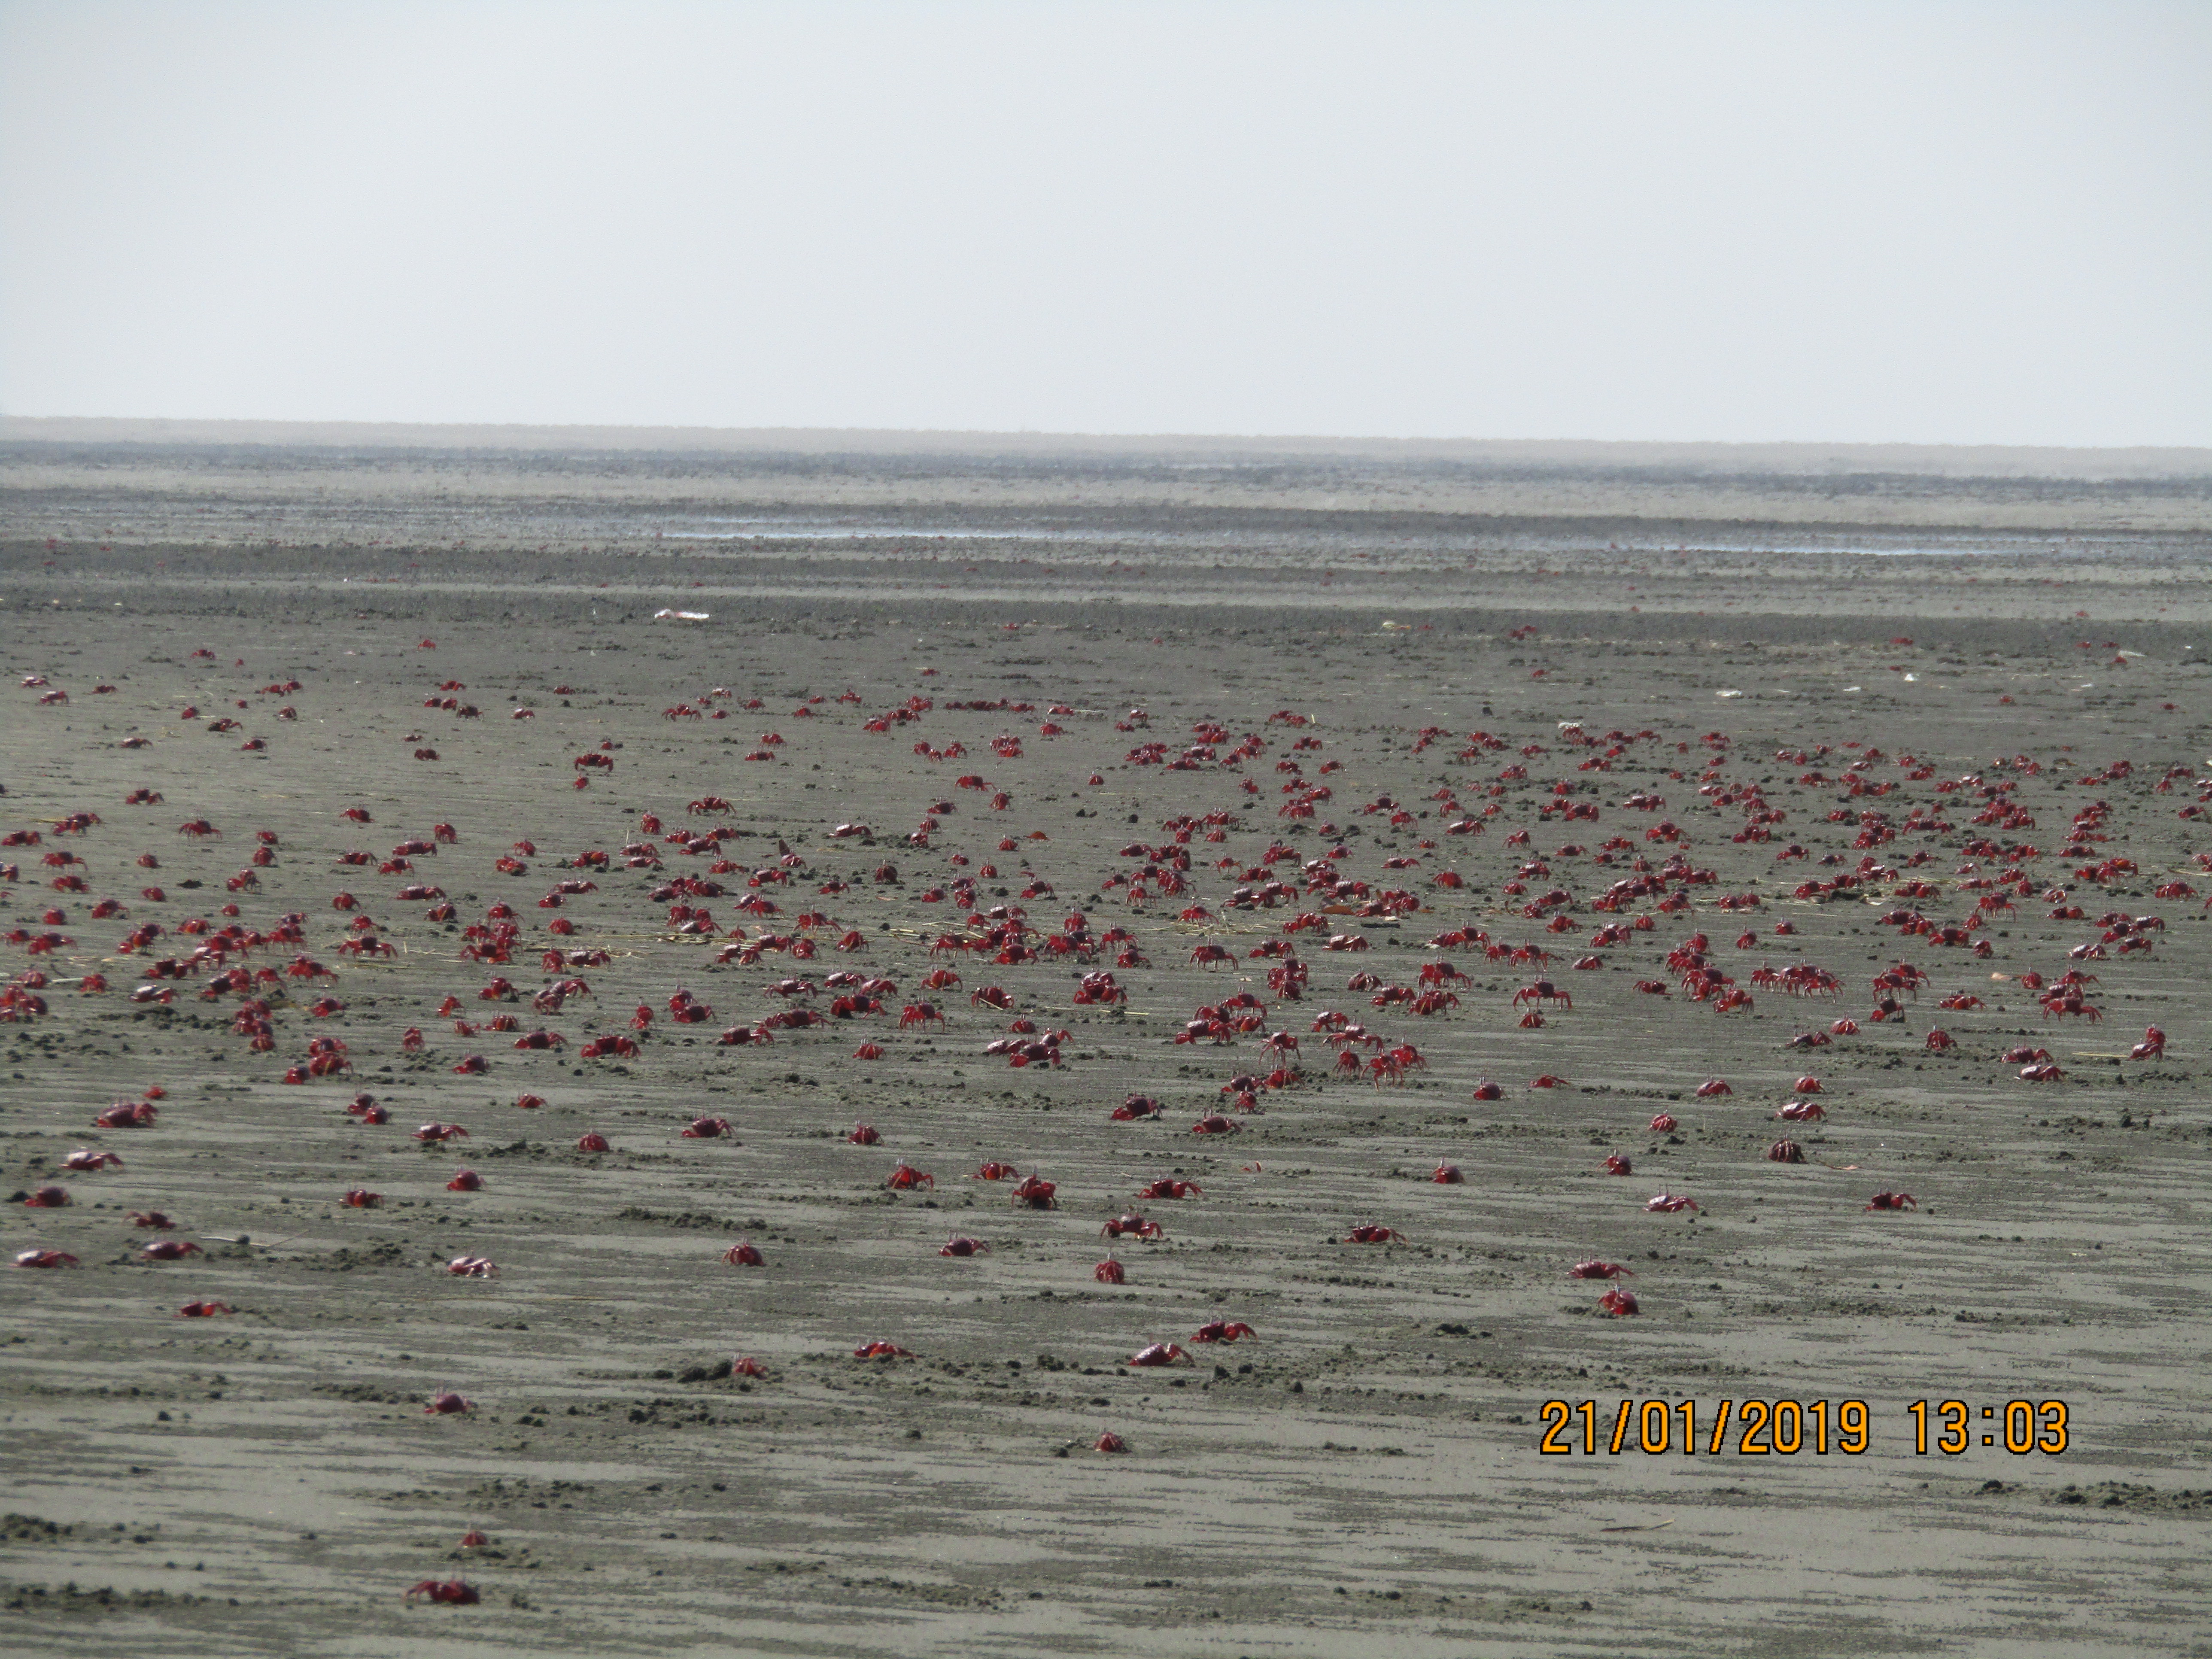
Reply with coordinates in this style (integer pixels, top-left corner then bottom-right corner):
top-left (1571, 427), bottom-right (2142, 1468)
top-left (4, 414), bottom-right (2207, 480)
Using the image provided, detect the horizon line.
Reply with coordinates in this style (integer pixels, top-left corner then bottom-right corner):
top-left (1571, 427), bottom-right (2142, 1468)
top-left (3, 415), bottom-right (2209, 477)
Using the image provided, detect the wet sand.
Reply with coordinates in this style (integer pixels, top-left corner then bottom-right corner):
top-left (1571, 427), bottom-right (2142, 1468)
top-left (3, 439), bottom-right (2211, 1656)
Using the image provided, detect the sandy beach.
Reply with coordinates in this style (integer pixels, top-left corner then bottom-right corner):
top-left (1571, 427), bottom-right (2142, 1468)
top-left (3, 432), bottom-right (2211, 1657)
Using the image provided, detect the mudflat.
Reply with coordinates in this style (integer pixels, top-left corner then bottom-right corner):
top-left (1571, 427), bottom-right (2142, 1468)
top-left (3, 438), bottom-right (2211, 1657)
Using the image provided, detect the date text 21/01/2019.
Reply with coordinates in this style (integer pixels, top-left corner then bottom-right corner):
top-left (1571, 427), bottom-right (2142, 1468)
top-left (1538, 1399), bottom-right (2071, 1457)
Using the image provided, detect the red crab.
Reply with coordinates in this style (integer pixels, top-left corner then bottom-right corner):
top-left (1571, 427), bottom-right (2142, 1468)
top-left (1127, 1342), bottom-right (1192, 1367)
top-left (1767, 1139), bottom-right (1805, 1164)
top-left (446, 1256), bottom-right (497, 1277)
top-left (1343, 1223), bottom-right (1403, 1243)
top-left (1865, 1191), bottom-right (1917, 1210)
top-left (1094, 1258), bottom-right (1127, 1284)
top-left (575, 1133), bottom-right (611, 1153)
top-left (885, 1163), bottom-right (935, 1190)
top-left (1191, 1114), bottom-right (1238, 1134)
top-left (404, 1579), bottom-right (480, 1605)
top-left (2131, 1025), bottom-right (2166, 1060)
top-left (1649, 1112), bottom-right (1678, 1133)
top-left (847, 1123), bottom-right (882, 1145)
top-left (1010, 1174), bottom-right (1059, 1208)
top-left (140, 1239), bottom-right (204, 1260)
top-left (938, 1236), bottom-right (991, 1257)
top-left (1135, 1178), bottom-right (1203, 1199)
top-left (729, 1356), bottom-right (768, 1378)
top-left (899, 1002), bottom-right (946, 1028)
top-left (722, 1241), bottom-right (765, 1266)
top-left (1192, 1320), bottom-right (1255, 1342)
top-left (1603, 1154), bottom-right (1632, 1176)
top-left (15, 1249), bottom-right (79, 1268)
top-left (1598, 1287), bottom-right (1641, 1316)
top-left (413, 1122), bottom-right (468, 1143)
top-left (1568, 1260), bottom-right (1634, 1279)
top-left (853, 1340), bottom-right (915, 1359)
top-left (1102, 1212), bottom-right (1164, 1240)
top-left (1432, 1161), bottom-right (1465, 1183)
top-left (681, 1116), bottom-right (735, 1139)
top-left (972, 1161), bottom-right (1021, 1180)
top-left (1695, 1079), bottom-right (1732, 1098)
top-left (1774, 1100), bottom-right (1826, 1122)
top-left (1512, 979), bottom-right (1571, 1010)
top-left (177, 1300), bottom-right (235, 1317)
top-left (446, 1169), bottom-right (484, 1191)
top-left (62, 1149), bottom-right (124, 1172)
top-left (342, 1187), bottom-right (383, 1207)
top-left (1094, 1431), bottom-right (1129, 1453)
top-left (423, 1391), bottom-right (474, 1414)
top-left (1645, 1194), bottom-right (1699, 1213)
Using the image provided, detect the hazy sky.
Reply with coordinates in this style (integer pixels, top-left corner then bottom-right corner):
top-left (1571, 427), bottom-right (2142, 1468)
top-left (3, 1), bottom-right (2206, 444)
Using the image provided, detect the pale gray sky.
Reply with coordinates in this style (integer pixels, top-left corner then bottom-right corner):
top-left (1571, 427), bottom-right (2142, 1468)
top-left (2, 0), bottom-right (2206, 445)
